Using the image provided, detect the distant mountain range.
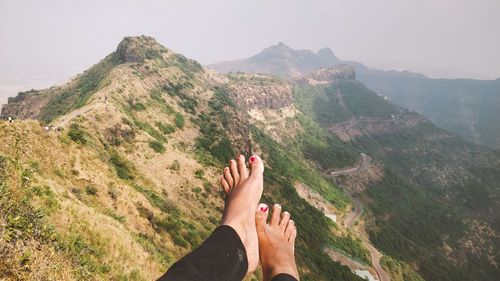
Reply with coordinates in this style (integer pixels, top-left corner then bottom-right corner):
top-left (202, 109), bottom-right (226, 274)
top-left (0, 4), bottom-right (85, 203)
top-left (209, 43), bottom-right (500, 149)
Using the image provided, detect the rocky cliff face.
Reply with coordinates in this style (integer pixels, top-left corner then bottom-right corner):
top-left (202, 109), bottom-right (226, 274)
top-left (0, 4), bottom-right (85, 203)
top-left (227, 73), bottom-right (293, 111)
top-left (1, 88), bottom-right (60, 120)
top-left (290, 65), bottom-right (355, 85)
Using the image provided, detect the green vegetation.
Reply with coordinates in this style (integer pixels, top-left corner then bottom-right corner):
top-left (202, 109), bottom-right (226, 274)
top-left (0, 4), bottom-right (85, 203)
top-left (381, 255), bottom-right (424, 281)
top-left (149, 140), bottom-right (166, 153)
top-left (191, 86), bottom-right (236, 164)
top-left (67, 123), bottom-right (89, 145)
top-left (54, 168), bottom-right (66, 178)
top-left (133, 233), bottom-right (174, 268)
top-left (131, 102), bottom-right (146, 111)
top-left (156, 121), bottom-right (175, 134)
top-left (37, 52), bottom-right (123, 122)
top-left (85, 185), bottom-right (98, 195)
top-left (170, 160), bottom-right (180, 171)
top-left (174, 113), bottom-right (185, 129)
top-left (172, 54), bottom-right (203, 79)
top-left (293, 79), bottom-right (500, 281)
top-left (251, 126), bottom-right (350, 209)
top-left (295, 115), bottom-right (357, 169)
top-left (194, 168), bottom-right (204, 179)
top-left (103, 208), bottom-right (125, 223)
top-left (131, 183), bottom-right (174, 213)
top-left (293, 84), bottom-right (352, 124)
top-left (293, 82), bottom-right (398, 126)
top-left (134, 120), bottom-right (167, 142)
top-left (110, 152), bottom-right (134, 180)
top-left (162, 81), bottom-right (197, 114)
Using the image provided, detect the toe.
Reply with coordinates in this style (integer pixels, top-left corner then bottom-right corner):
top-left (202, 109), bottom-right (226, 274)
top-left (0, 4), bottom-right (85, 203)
top-left (285, 220), bottom-right (294, 240)
top-left (229, 159), bottom-right (240, 185)
top-left (223, 167), bottom-right (234, 188)
top-left (249, 155), bottom-right (264, 176)
top-left (255, 203), bottom-right (269, 233)
top-left (279, 211), bottom-right (290, 233)
top-left (290, 226), bottom-right (297, 244)
top-left (269, 204), bottom-right (282, 227)
top-left (237, 155), bottom-right (249, 180)
top-left (221, 175), bottom-right (230, 195)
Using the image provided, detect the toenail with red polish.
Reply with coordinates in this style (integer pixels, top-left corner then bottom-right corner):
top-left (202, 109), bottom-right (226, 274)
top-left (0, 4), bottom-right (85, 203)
top-left (250, 156), bottom-right (256, 162)
top-left (260, 206), bottom-right (268, 212)
top-left (224, 167), bottom-right (229, 171)
top-left (237, 155), bottom-right (241, 158)
top-left (229, 160), bottom-right (233, 164)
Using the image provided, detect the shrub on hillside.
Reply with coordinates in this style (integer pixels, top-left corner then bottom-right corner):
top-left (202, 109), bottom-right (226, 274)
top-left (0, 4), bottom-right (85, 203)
top-left (203, 182), bottom-right (212, 193)
top-left (67, 123), bottom-right (88, 145)
top-left (173, 235), bottom-right (189, 248)
top-left (110, 152), bottom-right (134, 180)
top-left (170, 160), bottom-right (180, 171)
top-left (54, 169), bottom-right (65, 178)
top-left (174, 113), bottom-right (185, 129)
top-left (132, 102), bottom-right (146, 111)
top-left (156, 121), bottom-right (175, 134)
top-left (149, 140), bottom-right (166, 153)
top-left (194, 168), bottom-right (204, 179)
top-left (85, 185), bottom-right (98, 195)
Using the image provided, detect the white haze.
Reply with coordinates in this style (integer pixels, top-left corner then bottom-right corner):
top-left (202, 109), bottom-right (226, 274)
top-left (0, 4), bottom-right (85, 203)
top-left (1, 0), bottom-right (499, 105)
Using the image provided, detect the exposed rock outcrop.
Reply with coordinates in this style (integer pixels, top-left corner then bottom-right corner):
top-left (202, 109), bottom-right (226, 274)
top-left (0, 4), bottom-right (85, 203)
top-left (290, 65), bottom-right (356, 85)
top-left (228, 74), bottom-right (293, 111)
top-left (1, 89), bottom-right (59, 120)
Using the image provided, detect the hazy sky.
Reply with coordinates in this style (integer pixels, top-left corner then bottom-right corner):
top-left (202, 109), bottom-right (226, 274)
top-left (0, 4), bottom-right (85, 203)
top-left (1, 0), bottom-right (499, 102)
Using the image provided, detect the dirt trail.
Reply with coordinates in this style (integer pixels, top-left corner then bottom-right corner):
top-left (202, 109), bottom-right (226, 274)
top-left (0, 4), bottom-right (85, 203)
top-left (55, 102), bottom-right (103, 127)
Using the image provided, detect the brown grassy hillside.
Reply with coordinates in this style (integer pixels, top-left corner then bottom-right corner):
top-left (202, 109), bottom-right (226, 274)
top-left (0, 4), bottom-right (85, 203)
top-left (1, 36), bottom-right (377, 281)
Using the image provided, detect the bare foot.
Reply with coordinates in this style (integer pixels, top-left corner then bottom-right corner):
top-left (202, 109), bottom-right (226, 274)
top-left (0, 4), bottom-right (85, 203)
top-left (220, 154), bottom-right (264, 275)
top-left (255, 203), bottom-right (299, 281)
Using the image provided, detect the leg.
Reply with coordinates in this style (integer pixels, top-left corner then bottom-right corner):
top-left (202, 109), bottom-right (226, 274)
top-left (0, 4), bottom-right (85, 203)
top-left (256, 203), bottom-right (300, 281)
top-left (157, 155), bottom-right (264, 281)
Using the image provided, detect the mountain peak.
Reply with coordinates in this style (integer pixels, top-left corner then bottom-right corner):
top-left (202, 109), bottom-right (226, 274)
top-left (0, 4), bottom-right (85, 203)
top-left (260, 42), bottom-right (294, 55)
top-left (317, 47), bottom-right (339, 62)
top-left (117, 35), bottom-right (168, 63)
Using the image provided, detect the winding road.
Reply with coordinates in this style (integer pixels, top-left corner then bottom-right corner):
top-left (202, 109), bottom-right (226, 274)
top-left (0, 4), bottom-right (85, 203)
top-left (344, 195), bottom-right (364, 228)
top-left (321, 153), bottom-right (390, 281)
top-left (325, 154), bottom-right (371, 177)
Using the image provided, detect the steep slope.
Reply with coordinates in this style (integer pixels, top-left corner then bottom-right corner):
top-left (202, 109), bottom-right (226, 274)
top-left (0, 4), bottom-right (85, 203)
top-left (1, 36), bottom-right (369, 281)
top-left (208, 43), bottom-right (500, 149)
top-left (291, 67), bottom-right (500, 281)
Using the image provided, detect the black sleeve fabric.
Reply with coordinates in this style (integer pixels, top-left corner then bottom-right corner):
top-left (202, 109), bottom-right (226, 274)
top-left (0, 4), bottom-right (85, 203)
top-left (271, 273), bottom-right (299, 281)
top-left (157, 225), bottom-right (248, 281)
